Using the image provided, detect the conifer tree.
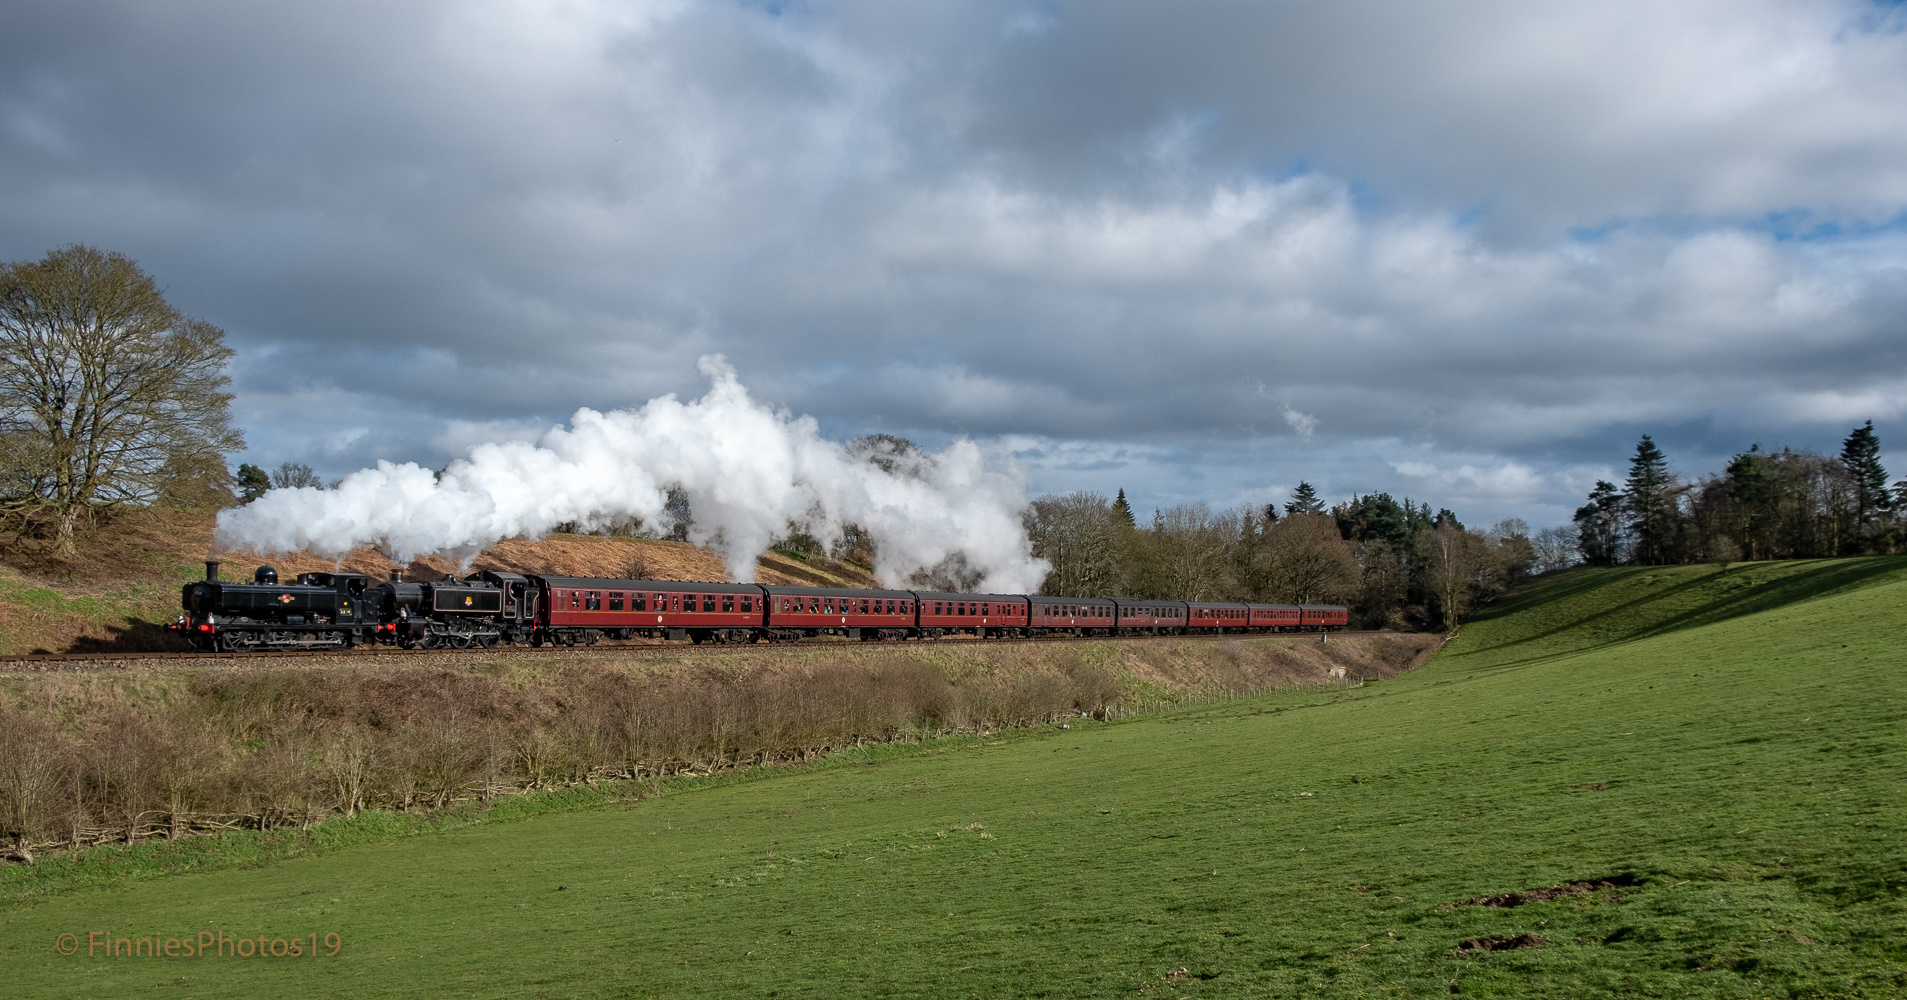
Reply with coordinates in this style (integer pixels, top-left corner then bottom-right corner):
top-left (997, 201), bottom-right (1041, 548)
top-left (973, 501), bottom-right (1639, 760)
top-left (1840, 420), bottom-right (1890, 545)
top-left (1573, 480), bottom-right (1625, 566)
top-left (1624, 435), bottom-right (1679, 564)
top-left (1283, 481), bottom-right (1325, 516)
top-left (1111, 488), bottom-right (1136, 529)
top-left (234, 463), bottom-right (270, 504)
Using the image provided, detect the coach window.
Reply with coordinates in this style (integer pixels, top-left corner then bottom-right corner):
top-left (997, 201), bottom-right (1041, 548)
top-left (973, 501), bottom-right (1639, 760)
top-left (568, 591), bottom-right (580, 610)
top-left (702, 595), bottom-right (715, 612)
top-left (633, 593), bottom-right (646, 611)
top-left (722, 594), bottom-right (735, 613)
top-left (741, 595), bottom-right (753, 613)
top-left (586, 592), bottom-right (601, 611)
top-left (608, 592), bottom-right (624, 611)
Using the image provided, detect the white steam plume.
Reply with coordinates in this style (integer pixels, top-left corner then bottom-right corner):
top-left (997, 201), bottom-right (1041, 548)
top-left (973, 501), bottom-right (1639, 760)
top-left (215, 357), bottom-right (1050, 592)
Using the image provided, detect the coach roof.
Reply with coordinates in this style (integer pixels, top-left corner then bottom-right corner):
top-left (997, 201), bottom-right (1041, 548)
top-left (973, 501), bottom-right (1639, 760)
top-left (763, 584), bottom-right (917, 599)
top-left (530, 576), bottom-right (763, 592)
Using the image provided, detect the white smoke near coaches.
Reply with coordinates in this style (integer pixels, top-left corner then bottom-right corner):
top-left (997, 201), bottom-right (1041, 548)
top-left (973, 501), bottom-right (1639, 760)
top-left (215, 356), bottom-right (1050, 592)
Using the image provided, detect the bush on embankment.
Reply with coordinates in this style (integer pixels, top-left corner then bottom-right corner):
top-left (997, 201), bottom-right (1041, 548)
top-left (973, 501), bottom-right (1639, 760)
top-left (0, 633), bottom-right (1435, 851)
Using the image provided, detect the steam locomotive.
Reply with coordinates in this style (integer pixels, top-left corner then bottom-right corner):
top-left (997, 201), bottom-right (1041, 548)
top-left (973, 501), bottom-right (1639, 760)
top-left (172, 560), bottom-right (1347, 653)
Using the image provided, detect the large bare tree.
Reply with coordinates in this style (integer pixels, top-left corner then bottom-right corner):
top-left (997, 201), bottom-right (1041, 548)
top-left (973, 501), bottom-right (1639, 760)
top-left (1261, 513), bottom-right (1358, 604)
top-left (0, 246), bottom-right (242, 552)
top-left (1025, 491), bottom-right (1128, 597)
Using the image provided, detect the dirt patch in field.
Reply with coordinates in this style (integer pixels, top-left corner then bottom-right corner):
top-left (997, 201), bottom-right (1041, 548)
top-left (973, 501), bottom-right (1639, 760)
top-left (1444, 874), bottom-right (1641, 910)
top-left (1456, 934), bottom-right (1545, 953)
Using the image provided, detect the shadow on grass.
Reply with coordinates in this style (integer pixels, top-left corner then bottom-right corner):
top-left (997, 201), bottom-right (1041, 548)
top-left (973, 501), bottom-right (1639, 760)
top-left (1451, 556), bottom-right (1907, 669)
top-left (63, 617), bottom-right (192, 654)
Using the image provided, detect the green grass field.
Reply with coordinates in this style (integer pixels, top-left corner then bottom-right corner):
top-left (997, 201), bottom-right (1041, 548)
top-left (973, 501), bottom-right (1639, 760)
top-left (2, 559), bottom-right (1903, 998)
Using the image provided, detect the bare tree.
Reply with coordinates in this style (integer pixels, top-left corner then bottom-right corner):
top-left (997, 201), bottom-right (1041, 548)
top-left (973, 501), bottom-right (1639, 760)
top-left (0, 246), bottom-right (242, 552)
top-left (1415, 523), bottom-right (1471, 631)
top-left (1261, 513), bottom-right (1359, 604)
top-left (1531, 525), bottom-right (1580, 573)
top-left (1130, 503), bottom-right (1236, 599)
top-left (269, 462), bottom-right (323, 490)
top-left (1026, 492), bottom-right (1127, 596)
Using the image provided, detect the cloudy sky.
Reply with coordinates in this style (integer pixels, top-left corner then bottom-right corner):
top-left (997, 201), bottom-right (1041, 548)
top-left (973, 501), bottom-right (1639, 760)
top-left (5, 0), bottom-right (1906, 530)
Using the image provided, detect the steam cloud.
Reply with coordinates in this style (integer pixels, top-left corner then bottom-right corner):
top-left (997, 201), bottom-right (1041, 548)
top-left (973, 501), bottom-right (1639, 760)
top-left (216, 357), bottom-right (1050, 592)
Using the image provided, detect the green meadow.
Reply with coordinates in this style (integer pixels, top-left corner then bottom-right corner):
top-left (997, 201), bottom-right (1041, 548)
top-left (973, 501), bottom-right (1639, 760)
top-left (2, 559), bottom-right (1903, 998)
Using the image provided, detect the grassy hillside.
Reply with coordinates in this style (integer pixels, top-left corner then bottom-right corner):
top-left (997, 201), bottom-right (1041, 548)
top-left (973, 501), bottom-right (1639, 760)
top-left (1, 559), bottom-right (1902, 997)
top-left (0, 507), bottom-right (879, 654)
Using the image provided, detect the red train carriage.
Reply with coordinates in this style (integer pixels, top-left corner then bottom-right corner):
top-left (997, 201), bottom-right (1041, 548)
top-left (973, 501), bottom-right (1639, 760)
top-left (1029, 596), bottom-right (1116, 636)
top-left (913, 591), bottom-right (1029, 639)
top-left (532, 576), bottom-right (764, 645)
top-left (1299, 604), bottom-right (1349, 629)
top-left (1110, 599), bottom-right (1188, 635)
top-left (1246, 604), bottom-right (1302, 631)
top-left (1186, 601), bottom-right (1251, 634)
top-left (763, 585), bottom-right (917, 641)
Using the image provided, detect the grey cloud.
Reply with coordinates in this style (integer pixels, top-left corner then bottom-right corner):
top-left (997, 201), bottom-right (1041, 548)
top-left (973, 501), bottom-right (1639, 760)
top-left (4, 0), bottom-right (1906, 526)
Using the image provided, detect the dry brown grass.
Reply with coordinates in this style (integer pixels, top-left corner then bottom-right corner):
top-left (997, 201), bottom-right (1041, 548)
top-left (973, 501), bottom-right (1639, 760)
top-left (0, 633), bottom-right (1438, 850)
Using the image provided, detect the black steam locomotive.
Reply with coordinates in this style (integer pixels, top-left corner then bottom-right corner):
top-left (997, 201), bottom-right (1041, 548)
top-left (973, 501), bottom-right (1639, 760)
top-left (173, 561), bottom-right (531, 652)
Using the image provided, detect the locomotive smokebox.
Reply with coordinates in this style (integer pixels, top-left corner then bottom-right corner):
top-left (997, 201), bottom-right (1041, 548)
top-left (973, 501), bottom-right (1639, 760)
top-left (204, 560), bottom-right (220, 583)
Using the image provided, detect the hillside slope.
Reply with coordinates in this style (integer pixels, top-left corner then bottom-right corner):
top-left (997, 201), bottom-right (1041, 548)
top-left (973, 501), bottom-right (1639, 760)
top-left (0, 507), bottom-right (879, 654)
top-left (2, 559), bottom-right (1901, 997)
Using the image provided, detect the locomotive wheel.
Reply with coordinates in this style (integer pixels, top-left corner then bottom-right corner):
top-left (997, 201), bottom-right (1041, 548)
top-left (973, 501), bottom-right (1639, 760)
top-left (481, 634), bottom-right (499, 648)
top-left (449, 634), bottom-right (471, 649)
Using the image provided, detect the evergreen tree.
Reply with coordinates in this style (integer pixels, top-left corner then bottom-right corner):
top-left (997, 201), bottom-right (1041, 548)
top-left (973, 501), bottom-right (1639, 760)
top-left (1332, 492), bottom-right (1411, 551)
top-left (235, 463), bottom-right (270, 504)
top-left (1840, 420), bottom-right (1890, 545)
top-left (1111, 488), bottom-right (1136, 529)
top-left (1261, 503), bottom-right (1279, 524)
top-left (1573, 480), bottom-right (1625, 566)
top-left (1623, 435), bottom-right (1678, 564)
top-left (1283, 481), bottom-right (1325, 516)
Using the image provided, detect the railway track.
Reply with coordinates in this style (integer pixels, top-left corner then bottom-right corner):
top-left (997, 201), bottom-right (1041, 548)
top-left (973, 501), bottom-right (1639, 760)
top-left (0, 630), bottom-right (1390, 672)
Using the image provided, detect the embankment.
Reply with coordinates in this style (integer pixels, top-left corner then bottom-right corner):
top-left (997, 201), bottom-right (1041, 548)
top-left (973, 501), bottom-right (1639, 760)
top-left (0, 632), bottom-right (1438, 852)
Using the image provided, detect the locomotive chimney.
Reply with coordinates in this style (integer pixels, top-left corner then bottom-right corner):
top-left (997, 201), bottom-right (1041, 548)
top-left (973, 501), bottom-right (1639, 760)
top-left (204, 560), bottom-right (220, 583)
top-left (390, 569), bottom-right (402, 583)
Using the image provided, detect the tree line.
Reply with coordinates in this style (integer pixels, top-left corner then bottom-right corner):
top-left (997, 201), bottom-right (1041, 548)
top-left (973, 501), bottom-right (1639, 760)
top-left (1573, 425), bottom-right (1903, 566)
top-left (1024, 484), bottom-right (1540, 631)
